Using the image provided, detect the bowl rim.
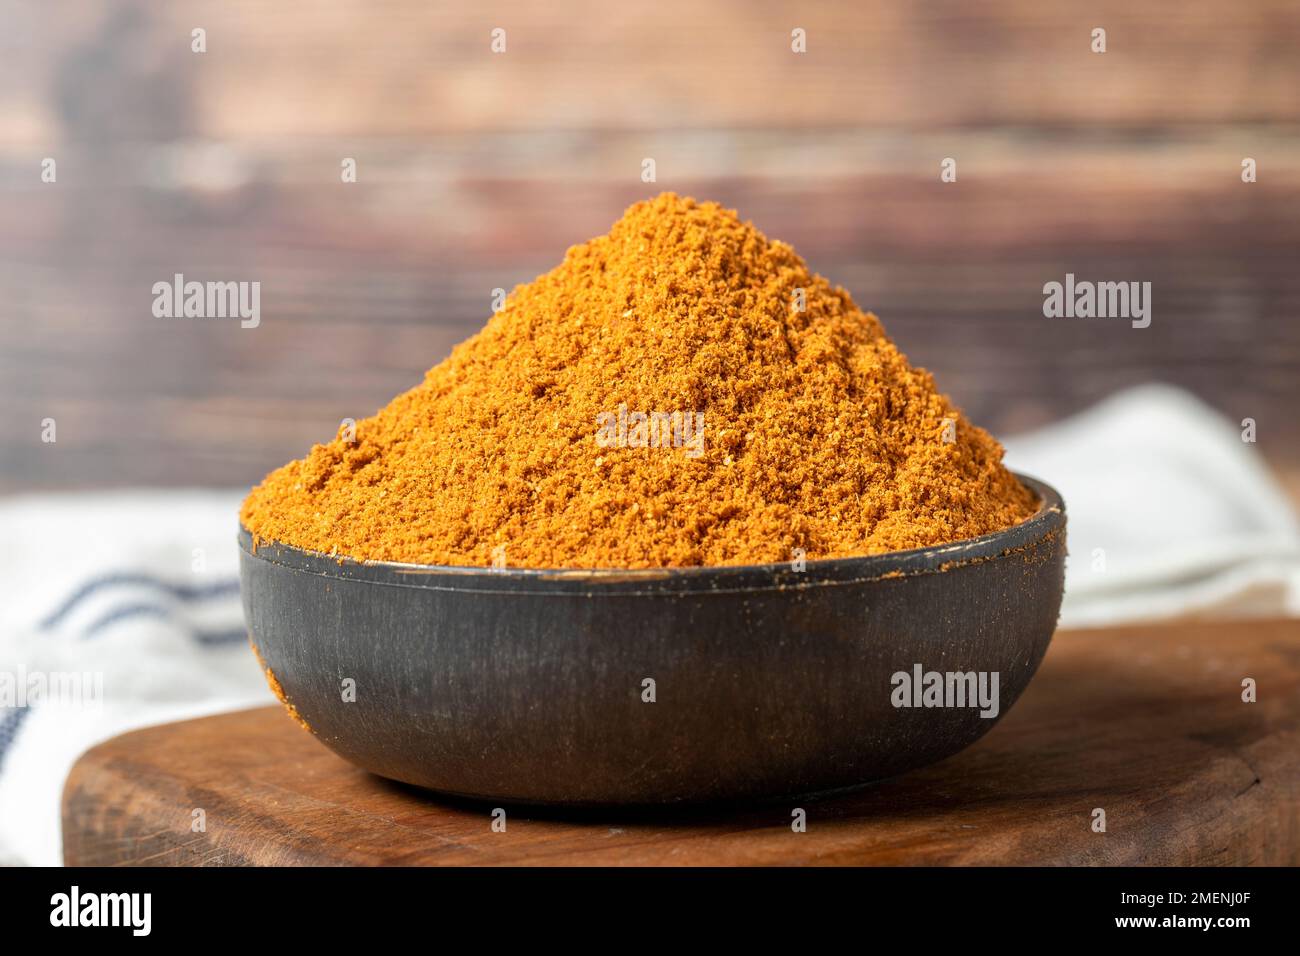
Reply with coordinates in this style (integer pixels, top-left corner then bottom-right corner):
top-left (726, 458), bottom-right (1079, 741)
top-left (238, 473), bottom-right (1065, 596)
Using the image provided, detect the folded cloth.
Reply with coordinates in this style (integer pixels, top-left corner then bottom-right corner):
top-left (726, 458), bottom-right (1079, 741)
top-left (0, 386), bottom-right (1295, 866)
top-left (1003, 384), bottom-right (1300, 626)
top-left (0, 491), bottom-right (271, 866)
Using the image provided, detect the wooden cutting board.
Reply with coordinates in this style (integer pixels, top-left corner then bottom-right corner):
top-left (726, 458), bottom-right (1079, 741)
top-left (62, 618), bottom-right (1300, 866)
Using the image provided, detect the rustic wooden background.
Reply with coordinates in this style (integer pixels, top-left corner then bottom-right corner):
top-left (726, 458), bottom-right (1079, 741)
top-left (2, 0), bottom-right (1298, 492)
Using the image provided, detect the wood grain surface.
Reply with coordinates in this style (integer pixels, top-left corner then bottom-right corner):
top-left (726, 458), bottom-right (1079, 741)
top-left (61, 617), bottom-right (1300, 866)
top-left (2, 1), bottom-right (1298, 491)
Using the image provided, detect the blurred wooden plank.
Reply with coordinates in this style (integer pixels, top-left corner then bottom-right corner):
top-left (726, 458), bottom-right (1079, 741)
top-left (7, 126), bottom-right (1300, 249)
top-left (2, 0), bottom-right (1300, 149)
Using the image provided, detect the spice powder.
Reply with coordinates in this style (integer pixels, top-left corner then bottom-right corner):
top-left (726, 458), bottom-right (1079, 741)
top-left (241, 194), bottom-right (1037, 569)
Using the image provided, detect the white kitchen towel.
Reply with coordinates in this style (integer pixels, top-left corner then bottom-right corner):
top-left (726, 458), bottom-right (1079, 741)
top-left (1003, 384), bottom-right (1300, 626)
top-left (0, 490), bottom-right (271, 866)
top-left (0, 385), bottom-right (1297, 866)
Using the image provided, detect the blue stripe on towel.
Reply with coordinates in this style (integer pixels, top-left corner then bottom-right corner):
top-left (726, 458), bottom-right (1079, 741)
top-left (82, 602), bottom-right (248, 645)
top-left (0, 706), bottom-right (31, 770)
top-left (82, 602), bottom-right (170, 636)
top-left (39, 573), bottom-right (240, 631)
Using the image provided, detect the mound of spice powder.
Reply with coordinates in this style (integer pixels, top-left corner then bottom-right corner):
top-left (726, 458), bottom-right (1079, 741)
top-left (241, 193), bottom-right (1037, 569)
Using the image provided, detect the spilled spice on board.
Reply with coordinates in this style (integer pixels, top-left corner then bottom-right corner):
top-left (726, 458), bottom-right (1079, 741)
top-left (241, 193), bottom-right (1036, 569)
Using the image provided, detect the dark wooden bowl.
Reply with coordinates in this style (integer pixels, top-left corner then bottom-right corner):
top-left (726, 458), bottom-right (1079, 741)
top-left (239, 474), bottom-right (1065, 806)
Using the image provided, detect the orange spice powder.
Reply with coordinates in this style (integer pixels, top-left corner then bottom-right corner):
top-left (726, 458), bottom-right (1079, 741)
top-left (240, 194), bottom-right (1037, 569)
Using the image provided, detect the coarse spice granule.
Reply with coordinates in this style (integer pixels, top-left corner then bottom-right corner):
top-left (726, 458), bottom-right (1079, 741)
top-left (241, 193), bottom-right (1038, 569)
